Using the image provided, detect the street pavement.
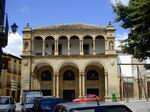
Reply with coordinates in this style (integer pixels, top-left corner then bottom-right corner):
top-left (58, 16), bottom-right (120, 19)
top-left (16, 103), bottom-right (21, 112)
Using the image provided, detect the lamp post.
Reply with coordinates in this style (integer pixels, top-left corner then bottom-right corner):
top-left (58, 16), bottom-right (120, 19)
top-left (11, 23), bottom-right (18, 33)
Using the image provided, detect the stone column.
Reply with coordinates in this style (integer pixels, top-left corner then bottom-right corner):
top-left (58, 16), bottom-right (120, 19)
top-left (54, 40), bottom-right (58, 55)
top-left (53, 74), bottom-right (56, 96)
top-left (68, 39), bottom-right (70, 55)
top-left (105, 39), bottom-right (108, 54)
top-left (93, 39), bottom-right (96, 55)
top-left (105, 72), bottom-right (108, 97)
top-left (80, 40), bottom-right (83, 55)
top-left (79, 73), bottom-right (82, 97)
top-left (81, 72), bottom-right (85, 96)
top-left (56, 73), bottom-right (59, 97)
top-left (42, 40), bottom-right (45, 56)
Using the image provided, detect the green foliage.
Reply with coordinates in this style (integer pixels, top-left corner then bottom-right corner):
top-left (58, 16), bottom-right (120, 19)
top-left (113, 0), bottom-right (150, 61)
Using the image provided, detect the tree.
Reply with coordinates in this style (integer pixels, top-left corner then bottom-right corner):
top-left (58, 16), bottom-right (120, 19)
top-left (113, 0), bottom-right (150, 61)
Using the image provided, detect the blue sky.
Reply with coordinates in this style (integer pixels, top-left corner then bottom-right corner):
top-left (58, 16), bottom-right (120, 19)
top-left (4, 0), bottom-right (129, 57)
top-left (6, 0), bottom-right (128, 37)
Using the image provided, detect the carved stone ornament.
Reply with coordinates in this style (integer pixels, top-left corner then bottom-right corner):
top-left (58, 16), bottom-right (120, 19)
top-left (24, 42), bottom-right (29, 50)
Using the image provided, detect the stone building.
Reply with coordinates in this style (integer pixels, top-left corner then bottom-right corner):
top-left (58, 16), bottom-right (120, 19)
top-left (117, 50), bottom-right (150, 101)
top-left (0, 52), bottom-right (21, 101)
top-left (21, 23), bottom-right (119, 101)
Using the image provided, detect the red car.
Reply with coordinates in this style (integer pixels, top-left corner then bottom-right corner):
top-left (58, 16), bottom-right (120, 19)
top-left (73, 94), bottom-right (100, 102)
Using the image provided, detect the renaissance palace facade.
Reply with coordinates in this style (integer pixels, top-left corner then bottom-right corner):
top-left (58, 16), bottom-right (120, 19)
top-left (21, 23), bottom-right (119, 101)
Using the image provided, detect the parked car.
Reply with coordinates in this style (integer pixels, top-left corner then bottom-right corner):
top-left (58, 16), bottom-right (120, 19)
top-left (54, 101), bottom-right (132, 112)
top-left (73, 94), bottom-right (100, 102)
top-left (21, 90), bottom-right (43, 112)
top-left (0, 96), bottom-right (16, 112)
top-left (32, 96), bottom-right (68, 112)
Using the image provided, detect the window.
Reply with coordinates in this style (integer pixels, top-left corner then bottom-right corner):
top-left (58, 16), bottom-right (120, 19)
top-left (83, 44), bottom-right (89, 55)
top-left (63, 70), bottom-right (75, 80)
top-left (86, 70), bottom-right (99, 80)
top-left (123, 82), bottom-right (134, 98)
top-left (52, 44), bottom-right (55, 55)
top-left (41, 71), bottom-right (51, 81)
top-left (58, 44), bottom-right (62, 55)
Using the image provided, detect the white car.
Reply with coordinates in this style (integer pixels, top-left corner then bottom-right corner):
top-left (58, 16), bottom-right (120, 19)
top-left (0, 96), bottom-right (16, 112)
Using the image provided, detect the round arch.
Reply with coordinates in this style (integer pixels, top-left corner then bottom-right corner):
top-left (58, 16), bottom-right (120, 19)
top-left (58, 61), bottom-right (79, 101)
top-left (32, 61), bottom-right (54, 73)
top-left (70, 36), bottom-right (80, 55)
top-left (32, 61), bottom-right (54, 95)
top-left (32, 36), bottom-right (43, 55)
top-left (57, 60), bottom-right (79, 72)
top-left (84, 60), bottom-right (105, 100)
top-left (45, 36), bottom-right (54, 40)
top-left (83, 35), bottom-right (93, 39)
top-left (32, 36), bottom-right (43, 41)
top-left (95, 35), bottom-right (106, 40)
top-left (58, 35), bottom-right (68, 40)
top-left (83, 60), bottom-right (107, 73)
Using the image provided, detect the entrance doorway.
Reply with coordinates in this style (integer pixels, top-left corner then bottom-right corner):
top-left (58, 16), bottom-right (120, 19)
top-left (63, 90), bottom-right (75, 101)
top-left (87, 88), bottom-right (99, 96)
top-left (41, 90), bottom-right (51, 96)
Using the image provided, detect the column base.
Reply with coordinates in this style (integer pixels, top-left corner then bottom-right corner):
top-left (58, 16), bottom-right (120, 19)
top-left (80, 51), bottom-right (84, 55)
top-left (54, 51), bottom-right (58, 55)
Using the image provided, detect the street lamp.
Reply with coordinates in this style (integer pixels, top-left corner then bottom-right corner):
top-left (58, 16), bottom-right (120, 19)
top-left (11, 23), bottom-right (18, 33)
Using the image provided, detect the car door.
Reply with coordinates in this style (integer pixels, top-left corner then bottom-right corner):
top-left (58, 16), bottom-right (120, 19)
top-left (10, 97), bottom-right (16, 111)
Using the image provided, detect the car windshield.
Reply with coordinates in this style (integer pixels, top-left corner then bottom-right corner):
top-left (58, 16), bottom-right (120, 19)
top-left (26, 92), bottom-right (42, 97)
top-left (72, 109), bottom-right (95, 112)
top-left (106, 106), bottom-right (132, 112)
top-left (26, 92), bottom-right (42, 104)
top-left (0, 97), bottom-right (9, 104)
top-left (26, 97), bottom-right (36, 104)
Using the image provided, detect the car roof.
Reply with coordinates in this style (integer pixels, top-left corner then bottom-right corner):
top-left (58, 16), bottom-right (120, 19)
top-left (0, 96), bottom-right (12, 98)
top-left (57, 101), bottom-right (126, 110)
top-left (38, 96), bottom-right (65, 100)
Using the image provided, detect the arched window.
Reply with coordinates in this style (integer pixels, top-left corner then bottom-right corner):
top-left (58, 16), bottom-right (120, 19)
top-left (86, 70), bottom-right (99, 80)
top-left (41, 71), bottom-right (51, 81)
top-left (63, 70), bottom-right (75, 80)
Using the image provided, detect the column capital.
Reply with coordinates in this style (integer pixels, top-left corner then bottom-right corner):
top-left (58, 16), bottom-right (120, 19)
top-left (79, 72), bottom-right (85, 76)
top-left (53, 71), bottom-right (59, 76)
top-left (104, 72), bottom-right (108, 76)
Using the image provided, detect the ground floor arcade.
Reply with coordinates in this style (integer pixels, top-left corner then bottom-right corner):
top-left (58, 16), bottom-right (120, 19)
top-left (21, 57), bottom-right (119, 101)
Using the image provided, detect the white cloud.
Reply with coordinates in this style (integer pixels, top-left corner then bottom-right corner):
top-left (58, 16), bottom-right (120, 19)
top-left (20, 6), bottom-right (29, 12)
top-left (115, 32), bottom-right (128, 49)
top-left (3, 32), bottom-right (22, 57)
top-left (118, 55), bottom-right (132, 77)
top-left (110, 0), bottom-right (129, 6)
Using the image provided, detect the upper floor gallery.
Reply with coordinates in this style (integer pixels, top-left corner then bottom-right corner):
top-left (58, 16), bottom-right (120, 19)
top-left (22, 23), bottom-right (116, 56)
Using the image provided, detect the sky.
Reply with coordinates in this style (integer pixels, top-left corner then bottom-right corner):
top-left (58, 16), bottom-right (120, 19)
top-left (3, 0), bottom-right (129, 57)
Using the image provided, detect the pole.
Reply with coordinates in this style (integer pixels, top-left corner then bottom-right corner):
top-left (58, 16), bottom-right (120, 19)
top-left (137, 65), bottom-right (141, 100)
top-left (118, 65), bottom-right (123, 100)
top-left (137, 65), bottom-right (149, 101)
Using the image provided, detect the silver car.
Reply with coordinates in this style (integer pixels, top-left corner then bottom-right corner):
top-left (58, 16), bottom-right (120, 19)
top-left (0, 96), bottom-right (16, 112)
